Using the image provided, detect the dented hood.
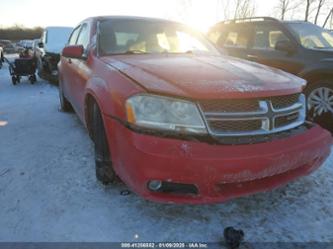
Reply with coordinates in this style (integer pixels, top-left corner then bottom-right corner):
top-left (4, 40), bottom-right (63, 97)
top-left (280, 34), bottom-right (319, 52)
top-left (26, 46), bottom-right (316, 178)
top-left (102, 54), bottom-right (306, 99)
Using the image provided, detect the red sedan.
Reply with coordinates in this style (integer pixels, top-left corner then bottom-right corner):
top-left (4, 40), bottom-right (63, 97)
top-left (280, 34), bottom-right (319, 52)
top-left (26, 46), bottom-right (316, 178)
top-left (58, 16), bottom-right (332, 204)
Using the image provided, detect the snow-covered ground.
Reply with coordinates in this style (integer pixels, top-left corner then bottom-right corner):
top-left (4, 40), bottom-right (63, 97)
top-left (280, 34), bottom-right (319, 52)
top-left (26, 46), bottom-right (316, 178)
top-left (0, 57), bottom-right (332, 243)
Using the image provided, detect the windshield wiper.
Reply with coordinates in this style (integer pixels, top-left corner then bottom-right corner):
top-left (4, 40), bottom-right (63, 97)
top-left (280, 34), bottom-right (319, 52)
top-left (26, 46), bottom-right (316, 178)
top-left (107, 50), bottom-right (150, 56)
top-left (161, 50), bottom-right (194, 54)
top-left (124, 49), bottom-right (149, 54)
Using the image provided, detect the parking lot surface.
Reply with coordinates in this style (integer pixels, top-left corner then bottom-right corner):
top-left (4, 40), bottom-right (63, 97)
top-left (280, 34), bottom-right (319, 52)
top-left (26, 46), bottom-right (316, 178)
top-left (0, 58), bottom-right (332, 242)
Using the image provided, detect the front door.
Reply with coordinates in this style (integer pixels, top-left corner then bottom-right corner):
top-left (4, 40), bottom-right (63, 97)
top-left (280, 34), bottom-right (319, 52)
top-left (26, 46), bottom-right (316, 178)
top-left (247, 23), bottom-right (304, 75)
top-left (68, 23), bottom-right (93, 119)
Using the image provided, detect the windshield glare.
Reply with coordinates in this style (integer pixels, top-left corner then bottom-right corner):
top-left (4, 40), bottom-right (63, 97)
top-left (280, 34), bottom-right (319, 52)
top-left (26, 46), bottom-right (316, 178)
top-left (99, 19), bottom-right (219, 56)
top-left (288, 23), bottom-right (333, 49)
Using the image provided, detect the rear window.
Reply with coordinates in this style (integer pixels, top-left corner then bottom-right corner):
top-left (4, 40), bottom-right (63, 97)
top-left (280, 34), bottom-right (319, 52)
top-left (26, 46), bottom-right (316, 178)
top-left (253, 25), bottom-right (290, 50)
top-left (225, 32), bottom-right (248, 48)
top-left (216, 25), bottom-right (252, 49)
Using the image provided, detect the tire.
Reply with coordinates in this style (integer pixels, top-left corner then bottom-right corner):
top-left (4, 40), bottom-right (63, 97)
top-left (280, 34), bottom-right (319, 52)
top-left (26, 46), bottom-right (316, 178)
top-left (37, 58), bottom-right (45, 79)
top-left (11, 76), bottom-right (17, 85)
top-left (29, 75), bottom-right (36, 84)
top-left (306, 81), bottom-right (333, 132)
top-left (58, 81), bottom-right (73, 112)
top-left (92, 102), bottom-right (115, 185)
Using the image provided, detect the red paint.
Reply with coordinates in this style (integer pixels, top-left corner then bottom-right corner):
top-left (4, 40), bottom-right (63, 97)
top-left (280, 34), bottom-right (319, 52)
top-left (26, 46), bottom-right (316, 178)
top-left (59, 16), bottom-right (332, 204)
top-left (62, 45), bottom-right (84, 59)
top-left (102, 54), bottom-right (307, 99)
top-left (105, 119), bottom-right (331, 204)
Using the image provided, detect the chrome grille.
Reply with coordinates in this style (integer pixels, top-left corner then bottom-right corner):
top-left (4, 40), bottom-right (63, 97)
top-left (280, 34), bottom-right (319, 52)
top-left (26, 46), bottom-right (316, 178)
top-left (200, 99), bottom-right (259, 113)
top-left (271, 94), bottom-right (300, 109)
top-left (275, 113), bottom-right (300, 128)
top-left (209, 120), bottom-right (262, 133)
top-left (199, 94), bottom-right (306, 137)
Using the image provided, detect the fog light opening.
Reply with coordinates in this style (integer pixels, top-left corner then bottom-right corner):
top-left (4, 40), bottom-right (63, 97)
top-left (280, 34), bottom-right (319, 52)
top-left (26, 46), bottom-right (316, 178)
top-left (147, 181), bottom-right (199, 195)
top-left (148, 180), bottom-right (163, 191)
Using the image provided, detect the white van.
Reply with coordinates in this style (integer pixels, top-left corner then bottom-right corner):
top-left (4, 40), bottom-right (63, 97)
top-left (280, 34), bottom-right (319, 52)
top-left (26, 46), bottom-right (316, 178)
top-left (36, 26), bottom-right (73, 82)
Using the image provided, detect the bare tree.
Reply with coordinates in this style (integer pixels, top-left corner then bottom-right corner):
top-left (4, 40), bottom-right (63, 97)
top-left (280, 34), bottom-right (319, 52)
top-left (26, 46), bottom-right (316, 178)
top-left (314, 0), bottom-right (327, 24)
top-left (218, 0), bottom-right (232, 20)
top-left (215, 0), bottom-right (231, 21)
top-left (305, 0), bottom-right (316, 21)
top-left (323, 7), bottom-right (333, 27)
top-left (276, 0), bottom-right (295, 20)
top-left (281, 0), bottom-right (289, 20)
top-left (176, 0), bottom-right (194, 21)
top-left (223, 0), bottom-right (231, 20)
top-left (234, 0), bottom-right (256, 19)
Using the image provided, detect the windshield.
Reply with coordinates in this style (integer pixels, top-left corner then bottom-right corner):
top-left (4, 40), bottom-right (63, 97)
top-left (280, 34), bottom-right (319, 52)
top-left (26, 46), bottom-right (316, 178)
top-left (288, 22), bottom-right (333, 49)
top-left (98, 19), bottom-right (219, 56)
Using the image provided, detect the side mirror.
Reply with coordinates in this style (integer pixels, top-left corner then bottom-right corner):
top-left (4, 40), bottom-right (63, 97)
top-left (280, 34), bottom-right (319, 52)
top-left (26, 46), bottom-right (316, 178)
top-left (62, 45), bottom-right (84, 59)
top-left (275, 40), bottom-right (296, 54)
top-left (38, 42), bottom-right (44, 48)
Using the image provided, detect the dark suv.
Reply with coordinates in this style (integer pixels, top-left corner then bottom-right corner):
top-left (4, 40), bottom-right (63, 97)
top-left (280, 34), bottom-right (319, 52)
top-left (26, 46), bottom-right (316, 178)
top-left (208, 17), bottom-right (333, 130)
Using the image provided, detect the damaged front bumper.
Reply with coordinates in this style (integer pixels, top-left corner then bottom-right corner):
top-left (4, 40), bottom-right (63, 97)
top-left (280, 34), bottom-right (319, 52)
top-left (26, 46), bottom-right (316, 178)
top-left (104, 116), bottom-right (332, 204)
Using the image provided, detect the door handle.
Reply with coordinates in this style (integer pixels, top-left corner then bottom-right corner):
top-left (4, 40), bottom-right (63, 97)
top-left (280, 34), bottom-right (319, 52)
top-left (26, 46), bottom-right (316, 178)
top-left (247, 54), bottom-right (258, 60)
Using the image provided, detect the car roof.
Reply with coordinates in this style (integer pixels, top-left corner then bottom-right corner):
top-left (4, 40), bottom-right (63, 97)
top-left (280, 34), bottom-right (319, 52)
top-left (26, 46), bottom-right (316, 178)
top-left (215, 17), bottom-right (279, 25)
top-left (83, 15), bottom-right (182, 24)
top-left (214, 17), bottom-right (315, 27)
top-left (44, 26), bottom-right (73, 31)
top-left (282, 20), bottom-right (312, 25)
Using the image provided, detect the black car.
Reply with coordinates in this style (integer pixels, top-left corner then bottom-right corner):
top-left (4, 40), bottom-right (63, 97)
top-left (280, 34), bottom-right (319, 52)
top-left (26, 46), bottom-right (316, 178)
top-left (208, 17), bottom-right (333, 130)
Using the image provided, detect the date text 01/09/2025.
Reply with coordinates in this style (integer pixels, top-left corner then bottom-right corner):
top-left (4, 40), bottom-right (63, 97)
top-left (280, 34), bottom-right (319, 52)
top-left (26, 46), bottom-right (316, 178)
top-left (120, 242), bottom-right (208, 248)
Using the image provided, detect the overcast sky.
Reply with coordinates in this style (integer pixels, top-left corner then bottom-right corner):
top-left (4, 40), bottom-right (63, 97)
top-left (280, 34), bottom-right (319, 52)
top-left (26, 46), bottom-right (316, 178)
top-left (0, 0), bottom-right (331, 31)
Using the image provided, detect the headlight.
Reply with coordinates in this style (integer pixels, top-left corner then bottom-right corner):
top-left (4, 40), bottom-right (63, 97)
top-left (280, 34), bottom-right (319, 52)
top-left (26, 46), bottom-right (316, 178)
top-left (126, 94), bottom-right (207, 134)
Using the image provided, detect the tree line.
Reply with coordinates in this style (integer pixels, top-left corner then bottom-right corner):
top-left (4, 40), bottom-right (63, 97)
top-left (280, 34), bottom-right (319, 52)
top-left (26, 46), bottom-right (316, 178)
top-left (277, 0), bottom-right (332, 25)
top-left (0, 26), bottom-right (43, 41)
top-left (179, 0), bottom-right (332, 28)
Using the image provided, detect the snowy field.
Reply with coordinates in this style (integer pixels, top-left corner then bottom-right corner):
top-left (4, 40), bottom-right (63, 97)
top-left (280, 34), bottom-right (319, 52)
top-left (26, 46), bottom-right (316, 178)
top-left (0, 56), bottom-right (332, 243)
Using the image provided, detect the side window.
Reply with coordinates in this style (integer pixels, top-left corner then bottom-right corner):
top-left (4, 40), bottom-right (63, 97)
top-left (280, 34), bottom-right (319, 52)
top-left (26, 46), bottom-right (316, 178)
top-left (76, 24), bottom-right (90, 50)
top-left (269, 30), bottom-right (289, 48)
top-left (254, 25), bottom-right (290, 50)
top-left (223, 26), bottom-right (251, 48)
top-left (208, 30), bottom-right (222, 44)
top-left (68, 26), bottom-right (81, 46)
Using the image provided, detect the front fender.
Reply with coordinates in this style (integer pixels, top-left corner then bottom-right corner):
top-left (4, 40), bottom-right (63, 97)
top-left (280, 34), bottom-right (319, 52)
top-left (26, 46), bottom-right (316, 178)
top-left (299, 61), bottom-right (333, 83)
top-left (84, 69), bottom-right (144, 123)
top-left (85, 76), bottom-right (111, 117)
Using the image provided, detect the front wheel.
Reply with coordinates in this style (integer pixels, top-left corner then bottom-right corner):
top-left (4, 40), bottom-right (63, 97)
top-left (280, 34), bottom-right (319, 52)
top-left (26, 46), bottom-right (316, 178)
top-left (92, 102), bottom-right (116, 185)
top-left (306, 82), bottom-right (333, 132)
top-left (37, 58), bottom-right (46, 79)
top-left (29, 74), bottom-right (37, 84)
top-left (11, 76), bottom-right (17, 85)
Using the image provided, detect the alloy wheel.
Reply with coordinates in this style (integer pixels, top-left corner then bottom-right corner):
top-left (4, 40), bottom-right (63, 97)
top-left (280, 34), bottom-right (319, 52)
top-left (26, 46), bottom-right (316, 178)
top-left (308, 87), bottom-right (333, 117)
